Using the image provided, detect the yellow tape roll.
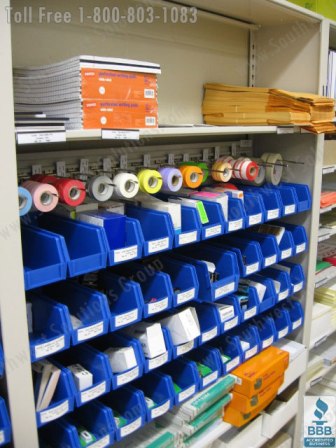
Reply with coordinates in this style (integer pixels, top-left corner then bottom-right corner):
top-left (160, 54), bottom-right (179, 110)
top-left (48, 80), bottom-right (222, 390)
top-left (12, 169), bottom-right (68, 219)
top-left (137, 169), bottom-right (163, 194)
top-left (179, 165), bottom-right (204, 188)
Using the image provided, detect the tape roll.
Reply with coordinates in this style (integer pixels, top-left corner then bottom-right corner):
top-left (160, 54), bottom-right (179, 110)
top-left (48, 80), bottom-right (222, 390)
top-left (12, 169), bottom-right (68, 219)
top-left (31, 175), bottom-right (86, 206)
top-left (138, 169), bottom-right (163, 194)
top-left (261, 153), bottom-right (272, 163)
top-left (87, 175), bottom-right (114, 202)
top-left (18, 186), bottom-right (33, 216)
top-left (159, 167), bottom-right (183, 193)
top-left (179, 165), bottom-right (204, 189)
top-left (252, 160), bottom-right (266, 185)
top-left (211, 160), bottom-right (232, 183)
top-left (265, 153), bottom-right (283, 185)
top-left (113, 172), bottom-right (140, 199)
top-left (180, 162), bottom-right (209, 184)
top-left (22, 180), bottom-right (59, 213)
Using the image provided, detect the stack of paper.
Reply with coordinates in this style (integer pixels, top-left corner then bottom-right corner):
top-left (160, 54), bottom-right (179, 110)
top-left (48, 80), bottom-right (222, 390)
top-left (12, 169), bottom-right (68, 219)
top-left (306, 353), bottom-right (324, 383)
top-left (14, 55), bottom-right (161, 130)
top-left (202, 84), bottom-right (335, 133)
top-left (315, 260), bottom-right (336, 287)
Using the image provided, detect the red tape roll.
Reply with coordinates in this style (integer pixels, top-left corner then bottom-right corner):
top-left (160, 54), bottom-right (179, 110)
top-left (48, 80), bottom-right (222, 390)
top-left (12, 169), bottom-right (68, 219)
top-left (30, 175), bottom-right (86, 206)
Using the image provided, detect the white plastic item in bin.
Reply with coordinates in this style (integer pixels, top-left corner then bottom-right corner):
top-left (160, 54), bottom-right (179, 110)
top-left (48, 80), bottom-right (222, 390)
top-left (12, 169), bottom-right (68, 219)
top-left (105, 346), bottom-right (137, 373)
top-left (159, 308), bottom-right (201, 345)
top-left (123, 322), bottom-right (166, 359)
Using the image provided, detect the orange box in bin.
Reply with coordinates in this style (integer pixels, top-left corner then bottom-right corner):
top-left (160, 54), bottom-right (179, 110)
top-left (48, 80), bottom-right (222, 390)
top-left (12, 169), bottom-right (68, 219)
top-left (81, 68), bottom-right (158, 101)
top-left (229, 374), bottom-right (284, 414)
top-left (231, 347), bottom-right (289, 397)
top-left (82, 99), bottom-right (158, 129)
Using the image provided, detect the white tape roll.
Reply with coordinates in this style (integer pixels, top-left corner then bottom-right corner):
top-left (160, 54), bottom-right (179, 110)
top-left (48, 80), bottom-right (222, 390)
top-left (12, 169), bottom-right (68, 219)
top-left (113, 172), bottom-right (140, 199)
top-left (253, 160), bottom-right (266, 185)
top-left (265, 153), bottom-right (283, 185)
top-left (87, 175), bottom-right (114, 202)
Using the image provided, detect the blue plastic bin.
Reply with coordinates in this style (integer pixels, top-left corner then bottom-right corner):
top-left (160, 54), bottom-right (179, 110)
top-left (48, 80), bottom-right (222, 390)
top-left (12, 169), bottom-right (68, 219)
top-left (35, 360), bottom-right (75, 428)
top-left (238, 185), bottom-right (283, 221)
top-left (208, 334), bottom-right (243, 375)
top-left (21, 224), bottom-right (68, 290)
top-left (266, 183), bottom-right (298, 216)
top-left (159, 256), bottom-right (199, 307)
top-left (126, 205), bottom-right (174, 256)
top-left (162, 321), bottom-right (198, 359)
top-left (43, 281), bottom-right (110, 345)
top-left (253, 224), bottom-right (295, 261)
top-left (53, 344), bottom-right (112, 407)
top-left (251, 315), bottom-right (277, 350)
top-left (100, 387), bottom-right (146, 441)
top-left (259, 267), bottom-right (292, 303)
top-left (185, 346), bottom-right (222, 390)
top-left (211, 296), bottom-right (242, 333)
top-left (232, 283), bottom-right (260, 322)
top-left (227, 198), bottom-right (246, 232)
top-left (38, 214), bottom-right (108, 277)
top-left (0, 398), bottom-right (11, 446)
top-left (133, 371), bottom-right (174, 422)
top-left (283, 300), bottom-right (304, 332)
top-left (230, 324), bottom-right (261, 361)
top-left (175, 244), bottom-right (239, 302)
top-left (0, 346), bottom-right (4, 379)
top-left (175, 206), bottom-right (202, 247)
top-left (267, 306), bottom-right (292, 340)
top-left (98, 271), bottom-right (144, 331)
top-left (28, 294), bottom-right (71, 362)
top-left (280, 182), bottom-right (311, 212)
top-left (194, 303), bottom-right (221, 345)
top-left (242, 275), bottom-right (277, 313)
top-left (238, 231), bottom-right (280, 268)
top-left (243, 192), bottom-right (265, 227)
top-left (273, 261), bottom-right (305, 294)
top-left (274, 222), bottom-right (308, 256)
top-left (198, 201), bottom-right (226, 240)
top-left (159, 358), bottom-right (199, 405)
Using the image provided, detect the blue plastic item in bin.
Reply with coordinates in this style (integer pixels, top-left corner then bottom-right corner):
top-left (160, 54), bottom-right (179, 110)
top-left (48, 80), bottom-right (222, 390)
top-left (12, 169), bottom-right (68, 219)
top-left (194, 303), bottom-right (221, 345)
top-left (159, 358), bottom-right (199, 405)
top-left (239, 185), bottom-right (283, 221)
top-left (91, 333), bottom-right (143, 389)
top-left (232, 282), bottom-right (260, 322)
top-left (159, 256), bottom-right (199, 307)
top-left (280, 182), bottom-right (311, 212)
top-left (267, 305), bottom-right (292, 340)
top-left (185, 346), bottom-right (222, 390)
top-left (28, 294), bottom-right (71, 362)
top-left (197, 201), bottom-right (226, 240)
top-left (274, 222), bottom-right (308, 256)
top-left (0, 398), bottom-right (11, 446)
top-left (211, 296), bottom-right (242, 333)
top-left (133, 371), bottom-right (174, 422)
top-left (43, 281), bottom-right (110, 345)
top-left (251, 315), bottom-right (277, 350)
top-left (259, 267), bottom-right (292, 302)
top-left (238, 231), bottom-right (280, 268)
top-left (244, 274), bottom-right (277, 313)
top-left (175, 206), bottom-right (202, 247)
top-left (175, 244), bottom-right (239, 302)
top-left (53, 344), bottom-right (111, 407)
top-left (21, 224), bottom-right (68, 290)
top-left (273, 261), bottom-right (305, 294)
top-left (100, 387), bottom-right (146, 441)
top-left (227, 197), bottom-right (246, 232)
top-left (126, 205), bottom-right (174, 256)
top-left (106, 217), bottom-right (144, 266)
top-left (35, 360), bottom-right (75, 428)
top-left (38, 214), bottom-right (107, 277)
top-left (214, 236), bottom-right (263, 277)
top-left (137, 327), bottom-right (172, 374)
top-left (244, 192), bottom-right (265, 227)
top-left (208, 334), bottom-right (242, 375)
top-left (283, 300), bottom-right (304, 332)
top-left (98, 271), bottom-right (144, 331)
top-left (230, 324), bottom-right (261, 361)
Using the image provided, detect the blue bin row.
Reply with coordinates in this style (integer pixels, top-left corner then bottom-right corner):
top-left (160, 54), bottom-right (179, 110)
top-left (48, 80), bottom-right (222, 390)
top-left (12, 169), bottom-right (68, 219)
top-left (37, 298), bottom-right (303, 440)
top-left (0, 398), bottom-right (11, 446)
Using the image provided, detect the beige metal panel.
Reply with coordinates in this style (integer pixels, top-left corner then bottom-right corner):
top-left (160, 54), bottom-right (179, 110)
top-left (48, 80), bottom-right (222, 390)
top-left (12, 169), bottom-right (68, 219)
top-left (0, 1), bottom-right (39, 447)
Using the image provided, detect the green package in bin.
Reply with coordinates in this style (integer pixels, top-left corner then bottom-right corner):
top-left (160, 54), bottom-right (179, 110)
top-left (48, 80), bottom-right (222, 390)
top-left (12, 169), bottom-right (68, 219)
top-left (77, 426), bottom-right (96, 447)
top-left (196, 362), bottom-right (213, 378)
top-left (113, 410), bottom-right (128, 428)
top-left (145, 396), bottom-right (157, 409)
top-left (173, 382), bottom-right (182, 394)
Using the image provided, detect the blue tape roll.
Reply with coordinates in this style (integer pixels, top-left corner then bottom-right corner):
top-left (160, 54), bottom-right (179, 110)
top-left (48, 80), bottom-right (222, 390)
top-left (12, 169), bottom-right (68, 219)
top-left (18, 186), bottom-right (33, 216)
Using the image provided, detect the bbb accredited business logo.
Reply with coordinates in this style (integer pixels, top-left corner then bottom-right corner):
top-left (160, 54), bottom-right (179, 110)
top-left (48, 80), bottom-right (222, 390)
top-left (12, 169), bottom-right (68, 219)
top-left (304, 396), bottom-right (336, 447)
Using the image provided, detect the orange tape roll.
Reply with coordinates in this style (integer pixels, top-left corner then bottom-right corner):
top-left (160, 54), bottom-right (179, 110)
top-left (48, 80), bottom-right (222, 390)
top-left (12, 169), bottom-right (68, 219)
top-left (179, 165), bottom-right (204, 188)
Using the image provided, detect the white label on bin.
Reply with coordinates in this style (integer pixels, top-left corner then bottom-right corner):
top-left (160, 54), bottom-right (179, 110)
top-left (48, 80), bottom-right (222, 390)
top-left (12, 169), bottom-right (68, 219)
top-left (151, 400), bottom-right (170, 419)
top-left (116, 367), bottom-right (139, 386)
top-left (292, 318), bottom-right (302, 330)
top-left (90, 435), bottom-right (110, 448)
top-left (120, 417), bottom-right (142, 437)
top-left (293, 282), bottom-right (303, 293)
top-left (148, 237), bottom-right (169, 254)
top-left (226, 357), bottom-right (239, 371)
top-left (179, 231), bottom-right (197, 245)
top-left (267, 209), bottom-right (279, 220)
top-left (278, 327), bottom-right (289, 339)
top-left (296, 243), bottom-right (306, 253)
top-left (177, 288), bottom-right (196, 305)
top-left (178, 385), bottom-right (196, 402)
top-left (224, 316), bottom-right (238, 331)
top-left (114, 245), bottom-right (138, 263)
top-left (249, 213), bottom-right (263, 226)
top-left (148, 298), bottom-right (168, 314)
top-left (81, 381), bottom-right (106, 403)
top-left (176, 341), bottom-right (194, 356)
top-left (265, 255), bottom-right (277, 267)
top-left (245, 262), bottom-right (259, 275)
top-left (77, 321), bottom-right (104, 342)
top-left (262, 336), bottom-right (274, 349)
top-left (40, 400), bottom-right (69, 424)
top-left (115, 309), bottom-right (138, 327)
top-left (229, 219), bottom-right (243, 232)
top-left (281, 248), bottom-right (292, 259)
top-left (148, 352), bottom-right (168, 370)
top-left (35, 336), bottom-right (65, 359)
top-left (285, 204), bottom-right (296, 215)
top-left (201, 327), bottom-right (218, 343)
top-left (279, 289), bottom-right (289, 301)
top-left (202, 371), bottom-right (218, 388)
top-left (245, 345), bottom-right (258, 359)
top-left (244, 306), bottom-right (257, 320)
top-left (0, 431), bottom-right (4, 444)
top-left (205, 225), bottom-right (221, 238)
top-left (215, 282), bottom-right (235, 299)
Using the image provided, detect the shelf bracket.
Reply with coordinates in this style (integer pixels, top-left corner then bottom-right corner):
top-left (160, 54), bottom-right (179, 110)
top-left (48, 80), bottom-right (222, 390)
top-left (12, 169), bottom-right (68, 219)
top-left (249, 30), bottom-right (256, 87)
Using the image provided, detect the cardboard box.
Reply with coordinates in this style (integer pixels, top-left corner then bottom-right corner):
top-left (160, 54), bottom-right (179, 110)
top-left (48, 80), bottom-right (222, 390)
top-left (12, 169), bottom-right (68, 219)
top-left (123, 322), bottom-right (166, 359)
top-left (99, 201), bottom-right (125, 215)
top-left (231, 346), bottom-right (289, 397)
top-left (105, 346), bottom-right (137, 373)
top-left (160, 308), bottom-right (201, 345)
top-left (68, 363), bottom-right (93, 391)
top-left (324, 140), bottom-right (336, 167)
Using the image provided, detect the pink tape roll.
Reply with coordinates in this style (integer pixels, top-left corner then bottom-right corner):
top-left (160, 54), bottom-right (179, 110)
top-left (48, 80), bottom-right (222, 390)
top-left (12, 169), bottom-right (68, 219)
top-left (22, 180), bottom-right (59, 212)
